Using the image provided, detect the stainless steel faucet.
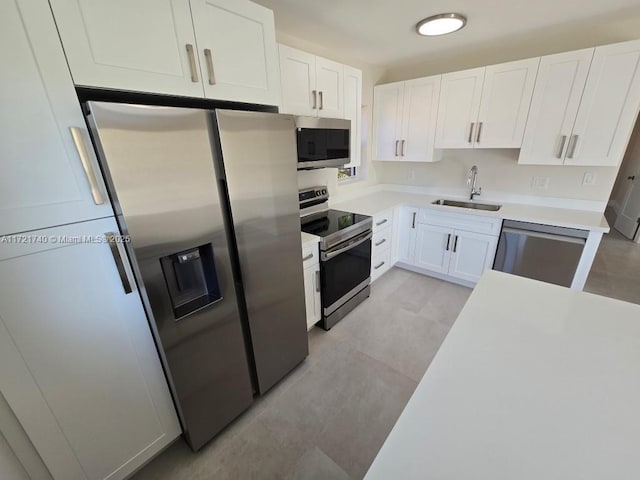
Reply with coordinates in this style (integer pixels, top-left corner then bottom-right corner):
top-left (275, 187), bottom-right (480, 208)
top-left (467, 165), bottom-right (481, 200)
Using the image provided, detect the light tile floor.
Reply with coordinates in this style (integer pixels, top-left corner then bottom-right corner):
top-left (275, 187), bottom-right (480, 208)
top-left (584, 227), bottom-right (640, 305)
top-left (131, 269), bottom-right (471, 480)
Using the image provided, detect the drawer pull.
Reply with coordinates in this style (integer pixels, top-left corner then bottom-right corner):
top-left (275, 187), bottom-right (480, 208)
top-left (315, 270), bottom-right (320, 292)
top-left (374, 261), bottom-right (385, 270)
top-left (302, 253), bottom-right (314, 262)
top-left (376, 218), bottom-right (388, 226)
top-left (375, 238), bottom-right (387, 247)
top-left (412, 212), bottom-right (416, 229)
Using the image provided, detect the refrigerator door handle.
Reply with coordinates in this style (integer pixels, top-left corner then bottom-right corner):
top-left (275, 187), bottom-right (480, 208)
top-left (70, 127), bottom-right (105, 205)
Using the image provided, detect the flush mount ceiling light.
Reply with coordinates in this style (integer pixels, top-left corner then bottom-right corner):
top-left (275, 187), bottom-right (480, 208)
top-left (416, 13), bottom-right (467, 36)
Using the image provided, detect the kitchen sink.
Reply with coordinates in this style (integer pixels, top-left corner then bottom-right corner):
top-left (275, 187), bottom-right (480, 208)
top-left (432, 199), bottom-right (502, 211)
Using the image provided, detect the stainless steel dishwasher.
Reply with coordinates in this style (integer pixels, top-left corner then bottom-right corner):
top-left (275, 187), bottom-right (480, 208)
top-left (493, 220), bottom-right (589, 287)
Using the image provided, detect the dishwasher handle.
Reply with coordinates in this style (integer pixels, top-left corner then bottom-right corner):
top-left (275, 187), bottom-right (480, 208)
top-left (501, 227), bottom-right (586, 245)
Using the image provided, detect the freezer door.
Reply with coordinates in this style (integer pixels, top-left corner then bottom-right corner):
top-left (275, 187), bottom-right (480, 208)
top-left (214, 110), bottom-right (308, 394)
top-left (86, 102), bottom-right (254, 450)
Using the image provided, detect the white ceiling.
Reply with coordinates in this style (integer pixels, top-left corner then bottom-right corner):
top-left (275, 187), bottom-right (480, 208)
top-left (254, 0), bottom-right (640, 66)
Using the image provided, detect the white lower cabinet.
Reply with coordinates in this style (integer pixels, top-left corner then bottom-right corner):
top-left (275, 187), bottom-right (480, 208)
top-left (399, 209), bottom-right (501, 285)
top-left (0, 217), bottom-right (181, 480)
top-left (302, 242), bottom-right (321, 330)
top-left (371, 210), bottom-right (394, 281)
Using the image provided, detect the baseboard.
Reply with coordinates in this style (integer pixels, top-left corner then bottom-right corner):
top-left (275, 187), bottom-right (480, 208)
top-left (395, 262), bottom-right (476, 288)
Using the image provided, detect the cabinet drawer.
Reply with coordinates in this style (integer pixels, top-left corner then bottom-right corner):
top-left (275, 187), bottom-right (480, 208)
top-left (418, 208), bottom-right (501, 236)
top-left (372, 228), bottom-right (392, 257)
top-left (302, 242), bottom-right (319, 266)
top-left (373, 209), bottom-right (393, 233)
top-left (371, 249), bottom-right (392, 282)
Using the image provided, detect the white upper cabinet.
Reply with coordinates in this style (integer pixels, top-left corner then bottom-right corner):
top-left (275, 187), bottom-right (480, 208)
top-left (315, 56), bottom-right (344, 118)
top-left (48, 0), bottom-right (280, 104)
top-left (343, 65), bottom-right (363, 167)
top-left (435, 67), bottom-right (485, 149)
top-left (434, 59), bottom-right (539, 149)
top-left (475, 58), bottom-right (540, 148)
top-left (0, 218), bottom-right (180, 480)
top-left (0, 0), bottom-right (113, 236)
top-left (278, 44), bottom-right (355, 119)
top-left (279, 45), bottom-right (317, 116)
top-left (520, 40), bottom-right (640, 167)
top-left (49, 0), bottom-right (203, 97)
top-left (373, 82), bottom-right (404, 161)
top-left (518, 49), bottom-right (594, 165)
top-left (373, 76), bottom-right (442, 162)
top-left (189, 0), bottom-right (281, 106)
top-left (565, 40), bottom-right (640, 167)
top-left (400, 76), bottom-right (442, 161)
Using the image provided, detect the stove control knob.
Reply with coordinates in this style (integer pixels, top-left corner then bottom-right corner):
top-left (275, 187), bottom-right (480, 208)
top-left (321, 189), bottom-right (327, 195)
top-left (315, 191), bottom-right (322, 197)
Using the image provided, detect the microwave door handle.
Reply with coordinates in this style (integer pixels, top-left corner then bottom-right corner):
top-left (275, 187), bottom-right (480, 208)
top-left (322, 231), bottom-right (372, 261)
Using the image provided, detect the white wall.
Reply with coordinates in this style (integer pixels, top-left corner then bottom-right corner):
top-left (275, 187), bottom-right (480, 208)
top-left (276, 32), bottom-right (386, 201)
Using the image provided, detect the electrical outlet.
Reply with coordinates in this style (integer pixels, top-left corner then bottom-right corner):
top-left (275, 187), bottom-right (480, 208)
top-left (532, 176), bottom-right (550, 190)
top-left (408, 169), bottom-right (415, 181)
top-left (583, 172), bottom-right (597, 186)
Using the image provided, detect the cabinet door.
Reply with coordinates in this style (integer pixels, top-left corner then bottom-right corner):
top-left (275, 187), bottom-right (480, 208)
top-left (414, 224), bottom-right (452, 274)
top-left (476, 58), bottom-right (540, 148)
top-left (396, 208), bottom-right (418, 264)
top-left (343, 65), bottom-right (363, 167)
top-left (316, 56), bottom-right (344, 118)
top-left (373, 82), bottom-right (404, 161)
top-left (0, 0), bottom-right (113, 237)
top-left (190, 0), bottom-right (280, 106)
top-left (565, 40), bottom-right (640, 167)
top-left (399, 75), bottom-right (442, 162)
top-left (49, 0), bottom-right (203, 97)
top-left (435, 67), bottom-right (485, 149)
top-left (303, 265), bottom-right (320, 330)
top-left (279, 44), bottom-right (317, 115)
top-left (448, 230), bottom-right (498, 283)
top-left (518, 49), bottom-right (594, 165)
top-left (0, 218), bottom-right (181, 480)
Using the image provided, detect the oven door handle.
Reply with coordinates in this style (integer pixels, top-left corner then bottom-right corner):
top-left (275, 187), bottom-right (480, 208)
top-left (321, 231), bottom-right (372, 261)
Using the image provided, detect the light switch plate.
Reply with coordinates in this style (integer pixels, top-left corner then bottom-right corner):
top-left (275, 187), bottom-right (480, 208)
top-left (532, 176), bottom-right (550, 190)
top-left (583, 172), bottom-right (597, 186)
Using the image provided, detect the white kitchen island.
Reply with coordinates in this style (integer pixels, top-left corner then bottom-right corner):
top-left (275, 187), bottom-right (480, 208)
top-left (365, 270), bottom-right (640, 480)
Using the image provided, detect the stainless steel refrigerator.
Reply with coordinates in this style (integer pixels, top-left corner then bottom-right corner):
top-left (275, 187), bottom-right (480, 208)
top-left (86, 102), bottom-right (308, 451)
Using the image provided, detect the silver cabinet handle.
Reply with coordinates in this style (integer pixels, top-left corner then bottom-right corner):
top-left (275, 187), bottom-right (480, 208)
top-left (453, 235), bottom-right (459, 253)
top-left (315, 270), bottom-right (320, 292)
top-left (412, 212), bottom-right (416, 229)
top-left (319, 91), bottom-right (324, 110)
top-left (567, 134), bottom-right (579, 159)
top-left (203, 48), bottom-right (216, 85)
top-left (446, 233), bottom-right (451, 251)
top-left (106, 232), bottom-right (133, 294)
top-left (375, 238), bottom-right (387, 247)
top-left (468, 122), bottom-right (475, 143)
top-left (376, 218), bottom-right (388, 226)
top-left (476, 122), bottom-right (483, 143)
top-left (70, 127), bottom-right (105, 205)
top-left (374, 261), bottom-right (385, 270)
top-left (312, 90), bottom-right (317, 109)
top-left (556, 135), bottom-right (568, 159)
top-left (401, 139), bottom-right (406, 156)
top-left (395, 140), bottom-right (400, 157)
top-left (302, 253), bottom-right (314, 262)
top-left (185, 44), bottom-right (199, 82)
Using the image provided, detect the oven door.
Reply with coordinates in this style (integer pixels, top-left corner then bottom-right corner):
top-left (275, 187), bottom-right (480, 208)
top-left (320, 230), bottom-right (372, 316)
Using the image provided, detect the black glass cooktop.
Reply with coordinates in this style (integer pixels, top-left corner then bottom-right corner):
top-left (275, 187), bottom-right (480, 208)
top-left (301, 209), bottom-right (371, 237)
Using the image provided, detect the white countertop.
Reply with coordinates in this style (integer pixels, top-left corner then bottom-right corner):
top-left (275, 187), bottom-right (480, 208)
top-left (301, 231), bottom-right (320, 246)
top-left (365, 270), bottom-right (640, 479)
top-left (332, 191), bottom-right (609, 232)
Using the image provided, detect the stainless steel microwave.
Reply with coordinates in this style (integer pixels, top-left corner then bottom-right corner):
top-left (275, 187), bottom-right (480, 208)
top-left (295, 116), bottom-right (350, 170)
